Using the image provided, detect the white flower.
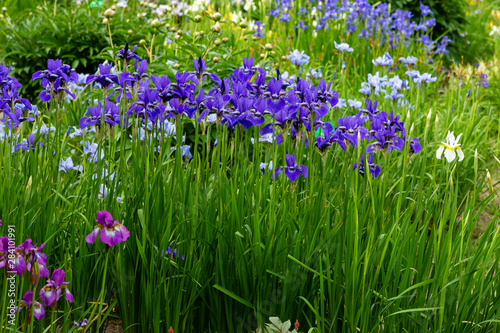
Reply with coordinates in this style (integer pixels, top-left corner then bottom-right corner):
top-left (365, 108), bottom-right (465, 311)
top-left (436, 131), bottom-right (464, 162)
top-left (490, 26), bottom-right (500, 36)
top-left (334, 41), bottom-right (354, 53)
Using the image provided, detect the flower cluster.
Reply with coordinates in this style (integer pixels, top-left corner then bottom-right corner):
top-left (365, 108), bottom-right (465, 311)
top-left (0, 65), bottom-right (34, 134)
top-left (268, 0), bottom-right (452, 53)
top-left (0, 236), bottom-right (73, 320)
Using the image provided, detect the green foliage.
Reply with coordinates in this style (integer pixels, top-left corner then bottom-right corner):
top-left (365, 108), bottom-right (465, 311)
top-left (1, 1), bottom-right (500, 332)
top-left (0, 4), bottom-right (148, 99)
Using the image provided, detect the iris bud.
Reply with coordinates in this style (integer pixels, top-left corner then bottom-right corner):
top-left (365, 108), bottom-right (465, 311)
top-left (487, 169), bottom-right (493, 191)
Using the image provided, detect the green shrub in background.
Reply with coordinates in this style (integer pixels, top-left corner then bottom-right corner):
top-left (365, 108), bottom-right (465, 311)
top-left (0, 4), bottom-right (148, 100)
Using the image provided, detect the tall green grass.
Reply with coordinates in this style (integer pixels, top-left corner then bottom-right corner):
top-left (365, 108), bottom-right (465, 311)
top-left (1, 0), bottom-right (500, 332)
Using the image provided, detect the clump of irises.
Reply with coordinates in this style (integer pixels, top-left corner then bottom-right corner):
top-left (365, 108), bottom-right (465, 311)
top-left (268, 0), bottom-right (453, 54)
top-left (0, 235), bottom-right (74, 323)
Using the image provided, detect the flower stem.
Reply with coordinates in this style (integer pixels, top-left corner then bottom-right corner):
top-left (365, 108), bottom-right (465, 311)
top-left (107, 23), bottom-right (114, 49)
top-left (96, 251), bottom-right (110, 329)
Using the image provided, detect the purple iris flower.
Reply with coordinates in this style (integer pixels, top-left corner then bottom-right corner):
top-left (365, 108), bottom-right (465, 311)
top-left (86, 64), bottom-right (119, 88)
top-left (17, 239), bottom-right (49, 279)
top-left (109, 72), bottom-right (135, 103)
top-left (409, 137), bottom-right (421, 153)
top-left (242, 97), bottom-right (271, 127)
top-left (39, 268), bottom-right (74, 307)
top-left (0, 236), bottom-right (11, 271)
top-left (85, 210), bottom-right (130, 247)
top-left (236, 97), bottom-right (262, 128)
top-left (79, 101), bottom-right (121, 129)
top-left (151, 75), bottom-right (174, 103)
top-left (353, 153), bottom-right (381, 178)
top-left (316, 123), bottom-right (346, 151)
top-left (366, 127), bottom-right (405, 153)
top-left (337, 113), bottom-right (368, 147)
top-left (274, 154), bottom-right (308, 182)
top-left (193, 56), bottom-right (208, 81)
top-left (171, 72), bottom-right (197, 99)
top-left (116, 42), bottom-right (142, 64)
top-left (32, 59), bottom-right (78, 84)
top-left (164, 247), bottom-right (186, 260)
top-left (18, 290), bottom-right (45, 320)
top-left (16, 134), bottom-right (44, 151)
top-left (480, 73), bottom-right (489, 88)
top-left (0, 64), bottom-right (22, 91)
top-left (1, 104), bottom-right (35, 128)
top-left (59, 157), bottom-right (83, 173)
top-left (126, 88), bottom-right (165, 121)
top-left (241, 57), bottom-right (256, 77)
top-left (420, 2), bottom-right (432, 16)
top-left (74, 318), bottom-right (88, 328)
top-left (38, 77), bottom-right (76, 102)
top-left (253, 21), bottom-right (265, 38)
top-left (128, 60), bottom-right (149, 84)
top-left (263, 78), bottom-right (287, 113)
top-left (316, 79), bottom-right (339, 107)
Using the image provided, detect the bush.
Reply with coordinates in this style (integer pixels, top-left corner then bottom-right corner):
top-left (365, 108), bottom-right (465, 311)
top-left (0, 4), bottom-right (148, 99)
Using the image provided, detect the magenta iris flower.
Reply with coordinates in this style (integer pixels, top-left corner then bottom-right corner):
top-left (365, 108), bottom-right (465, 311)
top-left (39, 268), bottom-right (74, 307)
top-left (18, 290), bottom-right (45, 320)
top-left (274, 154), bottom-right (308, 181)
top-left (86, 210), bottom-right (130, 247)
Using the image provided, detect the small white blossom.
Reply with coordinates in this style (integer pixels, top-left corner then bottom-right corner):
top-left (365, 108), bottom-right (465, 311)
top-left (436, 131), bottom-right (464, 162)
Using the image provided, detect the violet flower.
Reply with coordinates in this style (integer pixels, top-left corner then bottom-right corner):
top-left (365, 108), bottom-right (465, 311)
top-left (59, 157), bottom-right (83, 173)
top-left (274, 154), bottom-right (308, 182)
top-left (39, 268), bottom-right (74, 307)
top-left (117, 42), bottom-right (142, 64)
top-left (353, 153), bottom-right (381, 178)
top-left (86, 64), bottom-right (119, 88)
top-left (85, 210), bottom-right (130, 247)
top-left (18, 290), bottom-right (45, 320)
